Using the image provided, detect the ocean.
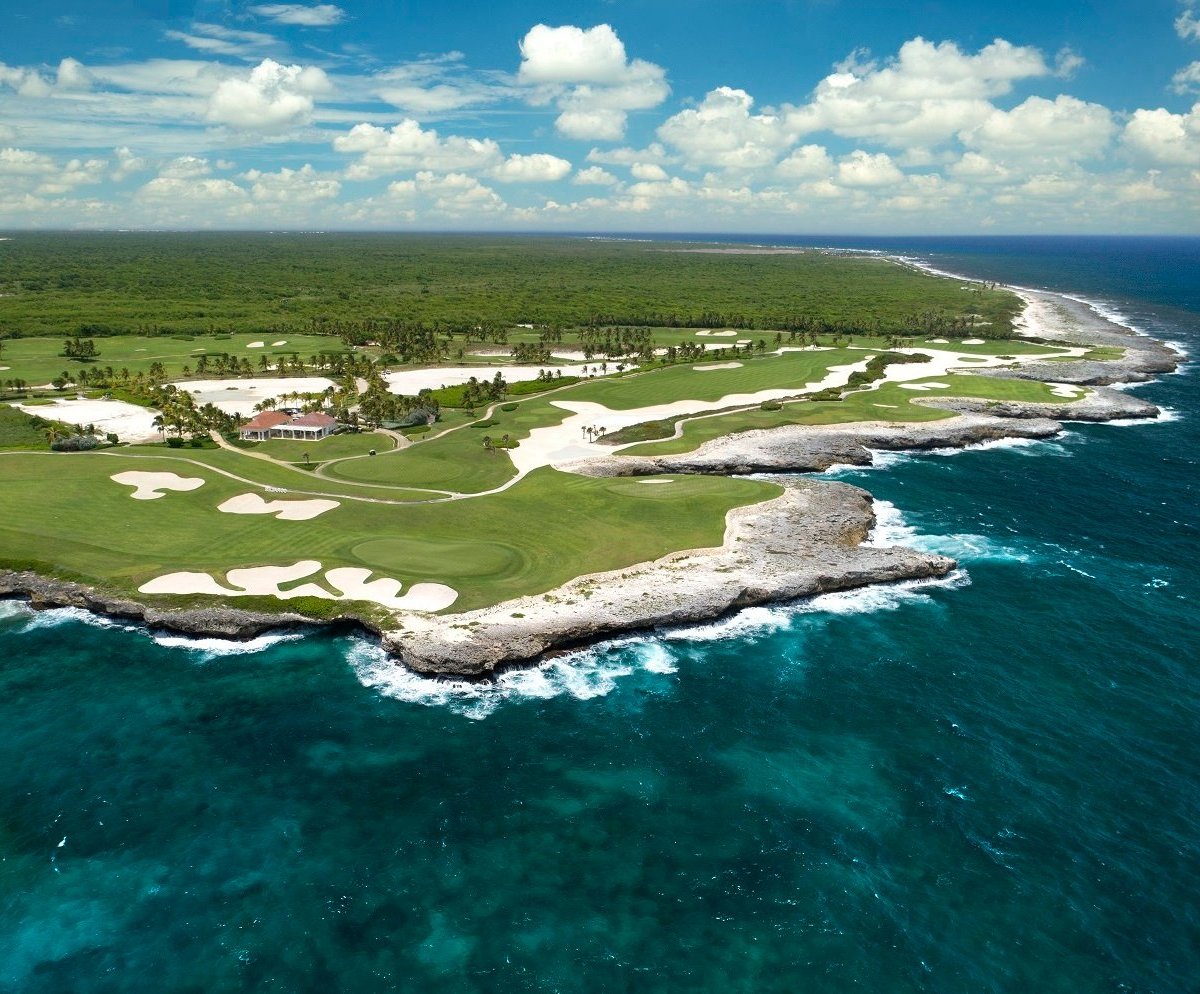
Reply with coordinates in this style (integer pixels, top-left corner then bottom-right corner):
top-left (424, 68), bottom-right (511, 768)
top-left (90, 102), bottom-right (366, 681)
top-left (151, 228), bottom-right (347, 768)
top-left (1, 236), bottom-right (1197, 993)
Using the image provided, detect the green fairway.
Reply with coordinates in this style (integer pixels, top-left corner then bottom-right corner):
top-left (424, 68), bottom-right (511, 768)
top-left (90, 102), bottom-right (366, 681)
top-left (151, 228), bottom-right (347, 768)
top-left (622, 375), bottom-right (1074, 456)
top-left (249, 431), bottom-right (396, 463)
top-left (565, 349), bottom-right (865, 410)
top-left (0, 453), bottom-right (778, 613)
top-left (0, 332), bottom-right (351, 386)
top-left (322, 398), bottom-right (577, 493)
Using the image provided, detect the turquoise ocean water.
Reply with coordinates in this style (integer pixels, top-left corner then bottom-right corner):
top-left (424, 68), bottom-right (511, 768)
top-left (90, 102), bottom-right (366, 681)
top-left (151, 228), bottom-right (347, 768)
top-left (1, 237), bottom-right (1197, 992)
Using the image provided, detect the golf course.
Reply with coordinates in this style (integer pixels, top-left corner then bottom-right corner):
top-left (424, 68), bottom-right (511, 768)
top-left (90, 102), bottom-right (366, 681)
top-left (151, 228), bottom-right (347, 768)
top-left (0, 234), bottom-right (1118, 627)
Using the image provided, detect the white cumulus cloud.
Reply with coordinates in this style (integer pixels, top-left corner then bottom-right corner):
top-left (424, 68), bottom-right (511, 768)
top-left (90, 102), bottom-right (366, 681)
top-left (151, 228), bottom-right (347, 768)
top-left (1123, 103), bottom-right (1200, 165)
top-left (517, 24), bottom-right (669, 140)
top-left (491, 153), bottom-right (572, 183)
top-left (658, 87), bottom-right (793, 169)
top-left (334, 119), bottom-right (502, 179)
top-left (789, 37), bottom-right (1051, 149)
top-left (206, 59), bottom-right (330, 132)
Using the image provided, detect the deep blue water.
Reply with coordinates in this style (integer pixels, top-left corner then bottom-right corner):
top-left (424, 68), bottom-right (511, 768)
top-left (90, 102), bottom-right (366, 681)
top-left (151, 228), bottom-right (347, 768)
top-left (1, 237), bottom-right (1198, 992)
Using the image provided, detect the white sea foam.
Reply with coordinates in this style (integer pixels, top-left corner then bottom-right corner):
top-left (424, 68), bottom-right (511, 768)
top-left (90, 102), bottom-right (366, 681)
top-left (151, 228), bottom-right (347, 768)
top-left (350, 637), bottom-right (677, 719)
top-left (150, 631), bottom-right (305, 658)
top-left (926, 435), bottom-right (1070, 458)
top-left (0, 601), bottom-right (35, 623)
top-left (868, 500), bottom-right (1032, 563)
top-left (1106, 406), bottom-right (1180, 427)
top-left (17, 606), bottom-right (122, 632)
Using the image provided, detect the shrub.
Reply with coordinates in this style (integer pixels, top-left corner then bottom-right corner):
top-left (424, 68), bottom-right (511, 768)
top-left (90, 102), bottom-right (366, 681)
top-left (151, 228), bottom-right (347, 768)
top-left (759, 400), bottom-right (783, 411)
top-left (500, 403), bottom-right (518, 412)
top-left (50, 434), bottom-right (101, 452)
top-left (165, 437), bottom-right (185, 448)
top-left (471, 418), bottom-right (499, 429)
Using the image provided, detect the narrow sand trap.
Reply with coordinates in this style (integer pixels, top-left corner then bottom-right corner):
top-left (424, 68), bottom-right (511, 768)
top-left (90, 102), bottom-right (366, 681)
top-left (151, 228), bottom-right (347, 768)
top-left (899, 382), bottom-right (951, 391)
top-left (139, 560), bottom-right (458, 612)
top-left (736, 339), bottom-right (752, 345)
top-left (639, 479), bottom-right (674, 485)
top-left (962, 338), bottom-right (987, 345)
top-left (247, 341), bottom-right (264, 348)
top-left (693, 362), bottom-right (743, 371)
top-left (1050, 384), bottom-right (1084, 398)
top-left (383, 365), bottom-right (616, 396)
top-left (271, 340), bottom-right (287, 346)
top-left (873, 404), bottom-right (899, 408)
top-left (112, 471), bottom-right (205, 500)
top-left (695, 330), bottom-right (736, 337)
top-left (218, 493), bottom-right (339, 521)
top-left (927, 338), bottom-right (950, 344)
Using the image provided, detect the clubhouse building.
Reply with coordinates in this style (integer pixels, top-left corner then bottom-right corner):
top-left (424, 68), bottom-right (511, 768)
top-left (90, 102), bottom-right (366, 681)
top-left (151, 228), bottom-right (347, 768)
top-left (240, 411), bottom-right (338, 441)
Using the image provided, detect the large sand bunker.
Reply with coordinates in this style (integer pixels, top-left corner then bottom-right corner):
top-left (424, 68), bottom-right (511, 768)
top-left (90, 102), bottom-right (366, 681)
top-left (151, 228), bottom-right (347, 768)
top-left (693, 362), bottom-right (743, 371)
top-left (139, 560), bottom-right (458, 612)
top-left (112, 471), bottom-right (205, 500)
top-left (218, 493), bottom-right (339, 521)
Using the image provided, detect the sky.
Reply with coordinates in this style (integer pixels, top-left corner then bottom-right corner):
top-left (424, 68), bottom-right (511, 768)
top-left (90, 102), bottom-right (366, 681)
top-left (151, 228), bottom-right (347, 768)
top-left (1, 0), bottom-right (1198, 233)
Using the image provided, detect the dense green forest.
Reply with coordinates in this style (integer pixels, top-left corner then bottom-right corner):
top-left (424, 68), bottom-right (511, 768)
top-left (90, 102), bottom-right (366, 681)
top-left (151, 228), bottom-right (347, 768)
top-left (0, 233), bottom-right (1021, 339)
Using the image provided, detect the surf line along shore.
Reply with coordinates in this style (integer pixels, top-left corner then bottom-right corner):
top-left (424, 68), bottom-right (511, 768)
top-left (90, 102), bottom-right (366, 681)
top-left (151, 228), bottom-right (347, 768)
top-left (0, 272), bottom-right (1183, 678)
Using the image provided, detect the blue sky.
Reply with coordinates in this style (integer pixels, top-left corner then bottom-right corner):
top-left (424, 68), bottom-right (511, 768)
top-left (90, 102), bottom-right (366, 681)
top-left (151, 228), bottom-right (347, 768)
top-left (1, 0), bottom-right (1198, 232)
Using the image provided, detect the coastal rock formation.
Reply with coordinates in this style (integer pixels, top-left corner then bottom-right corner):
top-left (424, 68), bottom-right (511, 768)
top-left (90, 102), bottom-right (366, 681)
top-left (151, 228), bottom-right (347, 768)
top-left (383, 479), bottom-right (956, 676)
top-left (0, 570), bottom-right (316, 639)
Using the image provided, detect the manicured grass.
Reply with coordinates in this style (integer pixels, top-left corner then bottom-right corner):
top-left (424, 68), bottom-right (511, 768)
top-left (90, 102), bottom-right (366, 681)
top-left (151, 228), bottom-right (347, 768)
top-left (623, 375), bottom-right (1070, 456)
top-left (0, 406), bottom-right (56, 450)
top-left (565, 349), bottom-right (863, 410)
top-left (0, 332), bottom-right (349, 386)
top-left (251, 431), bottom-right (396, 463)
top-left (323, 399), bottom-right (568, 493)
top-left (0, 453), bottom-right (778, 613)
top-left (116, 444), bottom-right (441, 502)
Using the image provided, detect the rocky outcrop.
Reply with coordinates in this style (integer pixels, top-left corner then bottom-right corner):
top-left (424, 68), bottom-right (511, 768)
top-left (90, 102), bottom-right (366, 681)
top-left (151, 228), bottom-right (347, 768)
top-left (382, 479), bottom-right (956, 676)
top-left (0, 570), bottom-right (322, 639)
top-left (565, 414), bottom-right (1066, 478)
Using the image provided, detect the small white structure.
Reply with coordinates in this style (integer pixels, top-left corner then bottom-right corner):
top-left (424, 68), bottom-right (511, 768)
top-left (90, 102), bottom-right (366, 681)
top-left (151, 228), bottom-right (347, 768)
top-left (239, 411), bottom-right (337, 441)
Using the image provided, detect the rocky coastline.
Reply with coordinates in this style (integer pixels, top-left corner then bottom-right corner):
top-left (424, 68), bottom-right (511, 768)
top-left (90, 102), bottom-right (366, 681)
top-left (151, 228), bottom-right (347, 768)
top-left (1, 275), bottom-right (1184, 677)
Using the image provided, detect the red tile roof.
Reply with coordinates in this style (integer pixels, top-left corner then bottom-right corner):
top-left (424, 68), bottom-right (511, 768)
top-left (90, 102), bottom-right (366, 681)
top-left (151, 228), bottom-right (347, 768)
top-left (241, 411), bottom-right (291, 430)
top-left (290, 413), bottom-right (337, 428)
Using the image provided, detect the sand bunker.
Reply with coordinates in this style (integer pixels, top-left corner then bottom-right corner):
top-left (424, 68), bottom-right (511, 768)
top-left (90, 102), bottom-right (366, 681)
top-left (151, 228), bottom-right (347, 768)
top-left (15, 398), bottom-right (161, 441)
top-left (271, 340), bottom-right (287, 346)
top-left (695, 330), bottom-right (736, 337)
top-left (112, 471), bottom-right (205, 500)
top-left (218, 493), bottom-right (339, 521)
top-left (247, 341), bottom-right (264, 348)
top-left (638, 479), bottom-right (674, 485)
top-left (927, 338), bottom-right (950, 344)
top-left (962, 338), bottom-right (987, 345)
top-left (1050, 384), bottom-right (1085, 398)
top-left (175, 377), bottom-right (336, 416)
top-left (383, 365), bottom-right (613, 396)
top-left (873, 404), bottom-right (899, 409)
top-left (899, 382), bottom-right (951, 391)
top-left (693, 362), bottom-right (743, 371)
top-left (139, 560), bottom-right (458, 612)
